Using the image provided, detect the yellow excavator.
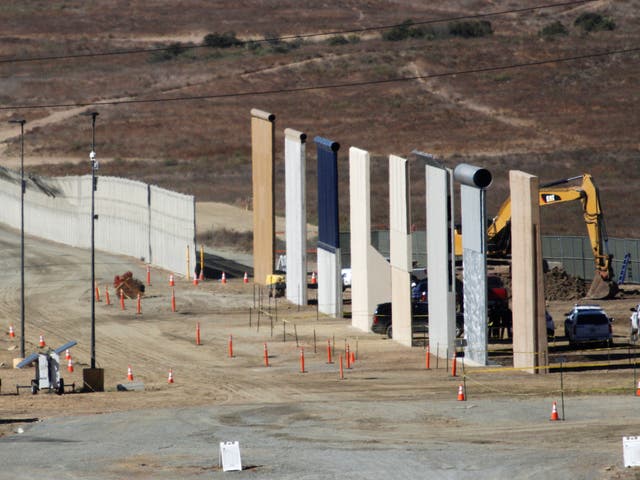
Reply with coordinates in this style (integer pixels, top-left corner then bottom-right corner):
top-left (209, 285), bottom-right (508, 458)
top-left (454, 173), bottom-right (618, 299)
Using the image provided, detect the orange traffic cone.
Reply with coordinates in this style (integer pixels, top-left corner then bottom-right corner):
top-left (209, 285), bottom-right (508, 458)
top-left (67, 358), bottom-right (74, 373)
top-left (193, 273), bottom-right (198, 286)
top-left (457, 384), bottom-right (466, 401)
top-left (105, 285), bottom-right (111, 305)
top-left (146, 264), bottom-right (151, 286)
top-left (127, 365), bottom-right (134, 381)
top-left (38, 334), bottom-right (46, 348)
top-left (8, 325), bottom-right (15, 338)
top-left (221, 272), bottom-right (227, 284)
top-left (550, 401), bottom-right (559, 421)
top-left (199, 269), bottom-right (204, 281)
top-left (171, 288), bottom-right (176, 313)
top-left (169, 274), bottom-right (175, 287)
top-left (65, 349), bottom-right (71, 360)
top-left (243, 272), bottom-right (249, 284)
top-left (136, 293), bottom-right (142, 314)
top-left (119, 289), bottom-right (125, 310)
top-left (311, 272), bottom-right (317, 284)
top-left (95, 281), bottom-right (101, 302)
top-left (167, 369), bottom-right (174, 384)
top-left (635, 380), bottom-right (640, 396)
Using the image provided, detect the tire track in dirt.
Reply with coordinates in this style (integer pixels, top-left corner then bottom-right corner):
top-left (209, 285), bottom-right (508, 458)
top-left (406, 60), bottom-right (537, 129)
top-left (404, 60), bottom-right (596, 155)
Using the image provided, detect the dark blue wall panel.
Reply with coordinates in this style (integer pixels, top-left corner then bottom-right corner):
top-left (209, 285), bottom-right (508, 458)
top-left (315, 136), bottom-right (340, 253)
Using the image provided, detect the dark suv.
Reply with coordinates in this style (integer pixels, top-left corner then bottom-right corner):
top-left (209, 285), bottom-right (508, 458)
top-left (371, 301), bottom-right (463, 339)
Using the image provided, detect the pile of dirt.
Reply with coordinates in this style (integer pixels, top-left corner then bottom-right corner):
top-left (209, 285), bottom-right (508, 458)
top-left (544, 267), bottom-right (587, 301)
top-left (113, 271), bottom-right (145, 299)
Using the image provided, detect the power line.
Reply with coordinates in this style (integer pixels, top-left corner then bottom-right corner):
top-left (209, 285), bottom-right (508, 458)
top-left (1, 45), bottom-right (636, 112)
top-left (0, 0), bottom-right (595, 65)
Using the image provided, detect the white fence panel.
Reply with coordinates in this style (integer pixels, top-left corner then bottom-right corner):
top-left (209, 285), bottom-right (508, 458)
top-left (0, 166), bottom-right (195, 275)
top-left (150, 185), bottom-right (195, 277)
top-left (95, 176), bottom-right (149, 262)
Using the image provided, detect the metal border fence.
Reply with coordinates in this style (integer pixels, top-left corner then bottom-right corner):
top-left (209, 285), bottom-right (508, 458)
top-left (340, 231), bottom-right (640, 284)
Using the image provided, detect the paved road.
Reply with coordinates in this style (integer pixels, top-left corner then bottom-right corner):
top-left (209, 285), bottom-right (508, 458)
top-left (1, 396), bottom-right (638, 479)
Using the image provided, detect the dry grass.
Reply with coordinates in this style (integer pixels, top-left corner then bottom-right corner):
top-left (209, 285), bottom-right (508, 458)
top-left (2, 1), bottom-right (639, 236)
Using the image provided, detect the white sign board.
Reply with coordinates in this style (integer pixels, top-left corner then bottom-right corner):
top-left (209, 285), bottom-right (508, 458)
top-left (623, 436), bottom-right (640, 467)
top-left (219, 441), bottom-right (242, 472)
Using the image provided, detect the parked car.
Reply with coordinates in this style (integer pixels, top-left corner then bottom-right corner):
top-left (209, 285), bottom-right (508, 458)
top-left (371, 301), bottom-right (463, 339)
top-left (564, 304), bottom-right (613, 347)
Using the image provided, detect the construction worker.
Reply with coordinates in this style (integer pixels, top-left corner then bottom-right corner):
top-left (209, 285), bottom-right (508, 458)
top-left (630, 305), bottom-right (640, 343)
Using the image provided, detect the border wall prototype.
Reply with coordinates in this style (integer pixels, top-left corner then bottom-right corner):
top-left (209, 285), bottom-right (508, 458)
top-left (0, 166), bottom-right (195, 276)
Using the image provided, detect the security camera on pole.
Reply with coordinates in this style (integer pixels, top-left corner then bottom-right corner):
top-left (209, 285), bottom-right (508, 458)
top-left (81, 110), bottom-right (104, 392)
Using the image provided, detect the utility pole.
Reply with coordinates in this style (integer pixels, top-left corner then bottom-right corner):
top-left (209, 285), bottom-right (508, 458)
top-left (8, 118), bottom-right (26, 359)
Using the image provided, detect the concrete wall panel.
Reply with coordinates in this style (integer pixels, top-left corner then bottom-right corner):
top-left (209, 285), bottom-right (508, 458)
top-left (510, 171), bottom-right (548, 373)
top-left (425, 164), bottom-right (457, 356)
top-left (460, 184), bottom-right (488, 365)
top-left (251, 109), bottom-right (276, 285)
top-left (317, 248), bottom-right (341, 315)
top-left (349, 147), bottom-right (391, 332)
top-left (315, 137), bottom-right (342, 317)
top-left (285, 128), bottom-right (307, 306)
top-left (389, 155), bottom-right (412, 347)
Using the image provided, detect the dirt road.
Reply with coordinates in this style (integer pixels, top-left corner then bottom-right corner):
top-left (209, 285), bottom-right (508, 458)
top-left (1, 224), bottom-right (640, 479)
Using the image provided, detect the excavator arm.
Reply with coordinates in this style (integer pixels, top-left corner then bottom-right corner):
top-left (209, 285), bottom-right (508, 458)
top-left (537, 174), bottom-right (616, 299)
top-left (455, 174), bottom-right (617, 299)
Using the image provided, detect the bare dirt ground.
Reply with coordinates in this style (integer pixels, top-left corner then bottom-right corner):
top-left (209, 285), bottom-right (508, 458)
top-left (1, 220), bottom-right (640, 478)
top-left (1, 2), bottom-right (639, 477)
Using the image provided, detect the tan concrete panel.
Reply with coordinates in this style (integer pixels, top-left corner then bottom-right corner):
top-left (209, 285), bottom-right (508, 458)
top-left (510, 171), bottom-right (548, 373)
top-left (251, 111), bottom-right (275, 285)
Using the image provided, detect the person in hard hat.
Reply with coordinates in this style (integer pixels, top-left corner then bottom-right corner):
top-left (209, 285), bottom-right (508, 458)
top-left (630, 304), bottom-right (640, 343)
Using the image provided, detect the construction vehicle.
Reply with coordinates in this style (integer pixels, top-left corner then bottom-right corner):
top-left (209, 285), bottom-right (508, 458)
top-left (455, 174), bottom-right (617, 299)
top-left (265, 273), bottom-right (286, 298)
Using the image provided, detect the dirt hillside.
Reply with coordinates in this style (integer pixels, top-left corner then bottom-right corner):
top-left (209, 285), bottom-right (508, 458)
top-left (0, 1), bottom-right (637, 238)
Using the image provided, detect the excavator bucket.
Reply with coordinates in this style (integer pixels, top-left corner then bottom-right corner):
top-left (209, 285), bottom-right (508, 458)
top-left (586, 274), bottom-right (619, 300)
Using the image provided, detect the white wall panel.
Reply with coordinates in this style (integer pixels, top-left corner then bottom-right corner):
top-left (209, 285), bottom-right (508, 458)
top-left (389, 155), bottom-right (412, 347)
top-left (349, 147), bottom-right (391, 332)
top-left (285, 129), bottom-right (307, 306)
top-left (426, 165), bottom-right (457, 357)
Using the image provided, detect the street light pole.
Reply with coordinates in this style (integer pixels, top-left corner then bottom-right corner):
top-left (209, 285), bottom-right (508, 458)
top-left (83, 111), bottom-right (99, 369)
top-left (8, 119), bottom-right (26, 359)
